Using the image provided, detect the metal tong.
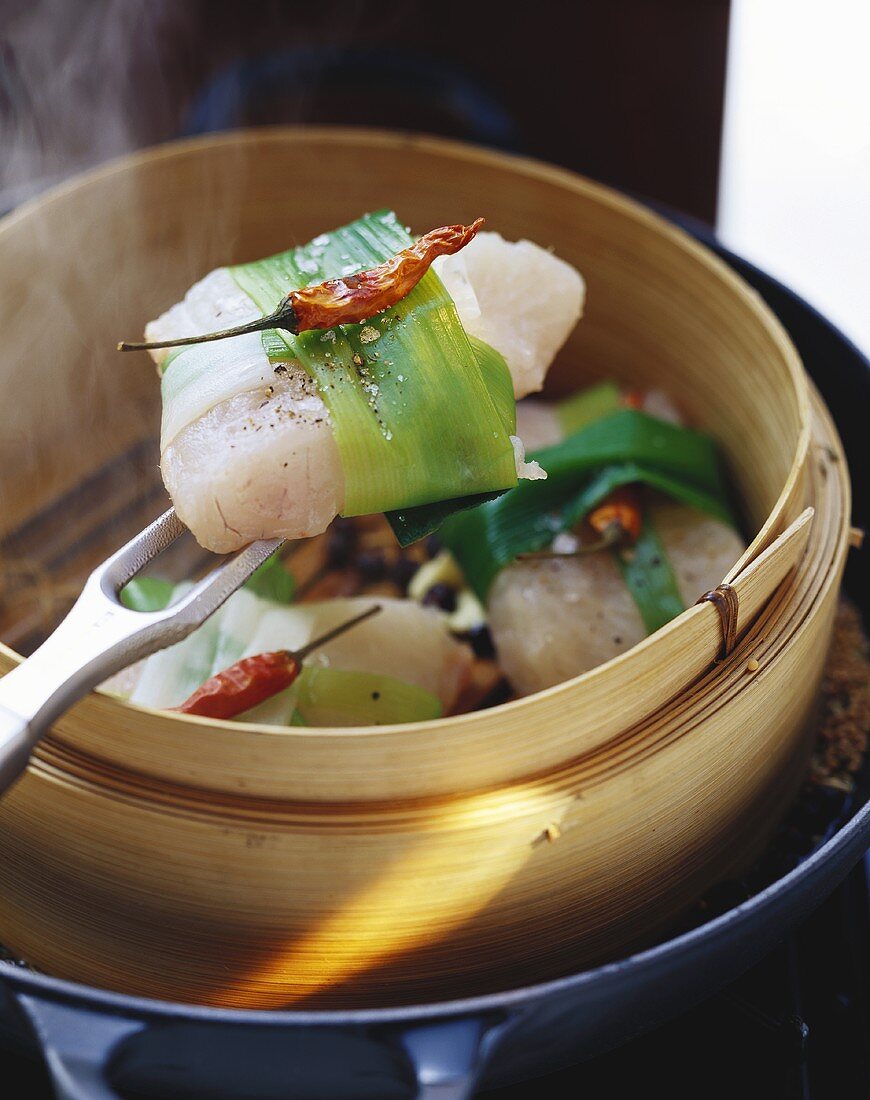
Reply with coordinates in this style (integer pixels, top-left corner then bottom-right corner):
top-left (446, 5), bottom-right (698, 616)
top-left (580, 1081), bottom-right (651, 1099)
top-left (0, 508), bottom-right (282, 795)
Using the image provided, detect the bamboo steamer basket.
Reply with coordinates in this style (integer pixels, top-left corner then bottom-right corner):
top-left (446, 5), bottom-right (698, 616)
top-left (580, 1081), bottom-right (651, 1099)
top-left (0, 130), bottom-right (850, 1008)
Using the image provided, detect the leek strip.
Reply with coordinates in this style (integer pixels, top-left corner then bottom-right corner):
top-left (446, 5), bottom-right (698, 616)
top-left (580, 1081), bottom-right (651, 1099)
top-left (120, 557), bottom-right (295, 613)
top-left (386, 336), bottom-right (516, 545)
top-left (528, 411), bottom-right (730, 502)
top-left (119, 577), bottom-right (175, 612)
top-left (293, 667), bottom-right (442, 726)
top-left (129, 596), bottom-right (222, 708)
top-left (440, 410), bottom-right (735, 599)
top-left (230, 211), bottom-right (517, 516)
top-left (237, 668), bottom-right (442, 727)
top-left (559, 462), bottom-right (733, 531)
top-left (470, 335), bottom-right (517, 435)
top-left (616, 514), bottom-right (685, 634)
top-left (243, 553), bottom-right (296, 604)
top-left (388, 489), bottom-right (506, 549)
top-left (557, 381), bottom-right (621, 436)
top-left (160, 331), bottom-right (274, 451)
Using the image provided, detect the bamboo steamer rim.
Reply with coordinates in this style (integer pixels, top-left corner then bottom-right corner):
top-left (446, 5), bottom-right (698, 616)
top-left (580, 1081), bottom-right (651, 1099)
top-left (0, 128), bottom-right (813, 790)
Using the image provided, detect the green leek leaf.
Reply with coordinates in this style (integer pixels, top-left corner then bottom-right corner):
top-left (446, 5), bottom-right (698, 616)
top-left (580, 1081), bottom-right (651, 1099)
top-left (119, 577), bottom-right (175, 612)
top-left (557, 381), bottom-right (621, 436)
top-left (293, 667), bottom-right (442, 726)
top-left (243, 553), bottom-right (296, 604)
top-left (615, 513), bottom-right (685, 634)
top-left (388, 489), bottom-right (507, 548)
top-left (469, 335), bottom-right (517, 435)
top-left (385, 336), bottom-right (515, 546)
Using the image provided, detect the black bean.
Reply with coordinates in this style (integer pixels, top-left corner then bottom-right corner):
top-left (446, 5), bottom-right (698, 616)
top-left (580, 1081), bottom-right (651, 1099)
top-left (466, 624), bottom-right (495, 659)
top-left (357, 550), bottom-right (387, 582)
top-left (391, 557), bottom-right (420, 589)
top-left (325, 518), bottom-right (358, 568)
top-left (422, 582), bottom-right (457, 612)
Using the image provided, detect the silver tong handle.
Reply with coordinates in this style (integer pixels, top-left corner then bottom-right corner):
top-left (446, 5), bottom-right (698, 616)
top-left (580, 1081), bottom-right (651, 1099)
top-left (0, 508), bottom-right (281, 795)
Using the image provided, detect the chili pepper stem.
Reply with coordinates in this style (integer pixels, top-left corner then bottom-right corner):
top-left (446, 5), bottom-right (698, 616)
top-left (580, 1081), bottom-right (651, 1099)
top-left (292, 604), bottom-right (381, 661)
top-left (118, 299), bottom-right (300, 353)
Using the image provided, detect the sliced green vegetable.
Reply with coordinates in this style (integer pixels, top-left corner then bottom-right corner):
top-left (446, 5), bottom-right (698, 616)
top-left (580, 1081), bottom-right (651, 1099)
top-left (243, 553), bottom-right (296, 604)
top-left (129, 593), bottom-right (222, 708)
top-left (236, 666), bottom-right (441, 727)
top-left (440, 409), bottom-right (735, 599)
top-left (528, 410), bottom-right (731, 502)
top-left (120, 557), bottom-right (294, 615)
top-left (293, 667), bottom-right (442, 726)
top-left (385, 335), bottom-right (516, 545)
top-left (616, 513), bottom-right (685, 634)
top-left (229, 210), bottom-right (518, 517)
top-left (557, 381), bottom-right (621, 436)
top-left (468, 335), bottom-right (517, 436)
top-left (119, 577), bottom-right (175, 612)
top-left (388, 489), bottom-right (506, 548)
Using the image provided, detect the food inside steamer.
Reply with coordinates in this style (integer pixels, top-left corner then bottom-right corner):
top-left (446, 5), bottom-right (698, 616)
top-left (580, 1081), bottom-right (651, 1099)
top-left (114, 211), bottom-right (743, 724)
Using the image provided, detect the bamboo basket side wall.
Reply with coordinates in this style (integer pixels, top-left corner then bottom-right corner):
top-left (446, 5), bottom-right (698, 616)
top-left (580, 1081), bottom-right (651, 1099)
top-left (0, 384), bottom-right (847, 1008)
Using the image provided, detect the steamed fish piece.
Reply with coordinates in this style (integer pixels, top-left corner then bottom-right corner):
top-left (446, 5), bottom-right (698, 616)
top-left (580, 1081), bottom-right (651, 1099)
top-left (488, 495), bottom-right (745, 696)
top-left (152, 232), bottom-right (585, 553)
top-left (127, 593), bottom-right (472, 719)
top-left (436, 232), bottom-right (585, 398)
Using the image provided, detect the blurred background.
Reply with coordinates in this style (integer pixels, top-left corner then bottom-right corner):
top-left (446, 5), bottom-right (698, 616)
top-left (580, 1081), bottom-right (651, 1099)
top-left (1, 0), bottom-right (867, 353)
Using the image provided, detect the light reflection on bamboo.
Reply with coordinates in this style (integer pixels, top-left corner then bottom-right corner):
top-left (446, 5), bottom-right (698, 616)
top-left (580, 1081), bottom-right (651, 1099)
top-left (214, 784), bottom-right (564, 1008)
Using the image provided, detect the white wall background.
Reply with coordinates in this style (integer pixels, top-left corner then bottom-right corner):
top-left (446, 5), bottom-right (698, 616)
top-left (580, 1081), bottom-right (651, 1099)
top-left (719, 0), bottom-right (870, 356)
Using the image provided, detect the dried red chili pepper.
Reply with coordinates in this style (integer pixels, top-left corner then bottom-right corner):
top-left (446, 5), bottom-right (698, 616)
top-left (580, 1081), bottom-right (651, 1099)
top-left (176, 604), bottom-right (380, 719)
top-left (288, 218), bottom-right (483, 333)
top-left (519, 386), bottom-right (647, 562)
top-left (580, 388), bottom-right (645, 546)
top-left (118, 220), bottom-right (484, 354)
top-left (587, 484), bottom-right (643, 545)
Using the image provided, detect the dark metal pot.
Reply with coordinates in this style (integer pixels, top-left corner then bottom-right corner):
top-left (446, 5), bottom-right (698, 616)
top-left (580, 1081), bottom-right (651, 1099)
top-left (0, 233), bottom-right (867, 1100)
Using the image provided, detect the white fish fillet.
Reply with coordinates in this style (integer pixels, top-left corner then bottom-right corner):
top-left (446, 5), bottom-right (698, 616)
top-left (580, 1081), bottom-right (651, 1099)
top-left (488, 496), bottom-right (745, 696)
top-left (436, 234), bottom-right (585, 398)
top-left (151, 233), bottom-right (585, 552)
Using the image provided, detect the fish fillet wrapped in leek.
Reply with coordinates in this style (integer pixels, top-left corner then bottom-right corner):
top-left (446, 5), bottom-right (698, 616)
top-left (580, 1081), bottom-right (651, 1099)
top-left (150, 222), bottom-right (585, 553)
